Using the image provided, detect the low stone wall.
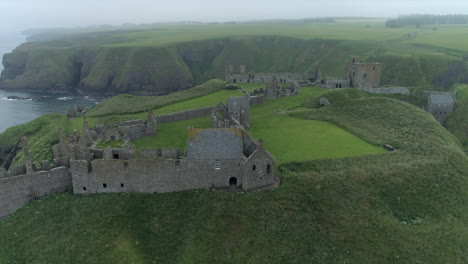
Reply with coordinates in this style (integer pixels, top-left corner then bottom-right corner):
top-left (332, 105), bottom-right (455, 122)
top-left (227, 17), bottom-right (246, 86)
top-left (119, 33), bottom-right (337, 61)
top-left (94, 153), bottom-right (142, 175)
top-left (0, 167), bottom-right (72, 218)
top-left (226, 73), bottom-right (302, 84)
top-left (156, 107), bottom-right (213, 124)
top-left (359, 87), bottom-right (410, 95)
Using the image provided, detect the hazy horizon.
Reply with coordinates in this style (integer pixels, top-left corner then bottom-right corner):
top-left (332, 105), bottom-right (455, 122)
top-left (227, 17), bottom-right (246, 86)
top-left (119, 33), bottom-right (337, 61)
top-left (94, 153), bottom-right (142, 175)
top-left (1, 0), bottom-right (468, 32)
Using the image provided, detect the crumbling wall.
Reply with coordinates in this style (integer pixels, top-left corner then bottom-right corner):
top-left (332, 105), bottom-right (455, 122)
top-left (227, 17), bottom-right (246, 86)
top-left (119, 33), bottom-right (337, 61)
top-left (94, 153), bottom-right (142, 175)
top-left (325, 77), bottom-right (351, 88)
top-left (0, 167), bottom-right (72, 218)
top-left (226, 73), bottom-right (302, 84)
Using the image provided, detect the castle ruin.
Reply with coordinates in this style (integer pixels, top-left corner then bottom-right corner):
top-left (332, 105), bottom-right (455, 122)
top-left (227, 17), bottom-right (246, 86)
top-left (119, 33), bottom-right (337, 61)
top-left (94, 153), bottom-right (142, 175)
top-left (0, 99), bottom-right (277, 218)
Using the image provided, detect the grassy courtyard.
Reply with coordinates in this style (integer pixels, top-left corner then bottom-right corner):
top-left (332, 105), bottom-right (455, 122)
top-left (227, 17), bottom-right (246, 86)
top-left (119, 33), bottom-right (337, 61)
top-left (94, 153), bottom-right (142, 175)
top-left (130, 86), bottom-right (385, 164)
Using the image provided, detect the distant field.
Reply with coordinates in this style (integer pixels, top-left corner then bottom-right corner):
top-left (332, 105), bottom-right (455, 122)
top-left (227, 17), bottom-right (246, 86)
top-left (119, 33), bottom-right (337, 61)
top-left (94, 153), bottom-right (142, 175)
top-left (406, 25), bottom-right (468, 52)
top-left (106, 23), bottom-right (406, 48)
top-left (101, 22), bottom-right (468, 53)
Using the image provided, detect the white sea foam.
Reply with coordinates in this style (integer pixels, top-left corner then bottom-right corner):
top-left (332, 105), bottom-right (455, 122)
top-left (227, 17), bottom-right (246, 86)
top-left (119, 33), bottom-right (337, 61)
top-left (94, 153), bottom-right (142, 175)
top-left (1, 97), bottom-right (17, 101)
top-left (57, 96), bottom-right (72, 101)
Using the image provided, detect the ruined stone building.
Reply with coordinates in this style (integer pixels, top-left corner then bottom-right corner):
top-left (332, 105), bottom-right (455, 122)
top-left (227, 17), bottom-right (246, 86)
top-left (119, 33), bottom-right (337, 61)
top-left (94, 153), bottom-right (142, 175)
top-left (264, 77), bottom-right (299, 99)
top-left (425, 92), bottom-right (455, 123)
top-left (211, 97), bottom-right (250, 128)
top-left (1, 109), bottom-right (277, 218)
top-left (225, 64), bottom-right (302, 84)
top-left (93, 111), bottom-right (157, 141)
top-left (324, 77), bottom-right (351, 89)
top-left (71, 128), bottom-right (275, 194)
top-left (323, 56), bottom-right (382, 89)
top-left (346, 56), bottom-right (382, 88)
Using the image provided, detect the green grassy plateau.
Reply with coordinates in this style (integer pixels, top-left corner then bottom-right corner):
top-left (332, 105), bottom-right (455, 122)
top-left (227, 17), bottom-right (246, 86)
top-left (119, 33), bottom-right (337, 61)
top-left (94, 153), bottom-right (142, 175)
top-left (0, 88), bottom-right (467, 263)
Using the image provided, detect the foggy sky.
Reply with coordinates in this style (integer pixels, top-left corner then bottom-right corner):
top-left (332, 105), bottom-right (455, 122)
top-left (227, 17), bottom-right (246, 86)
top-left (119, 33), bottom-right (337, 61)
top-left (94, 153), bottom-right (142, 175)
top-left (1, 0), bottom-right (468, 31)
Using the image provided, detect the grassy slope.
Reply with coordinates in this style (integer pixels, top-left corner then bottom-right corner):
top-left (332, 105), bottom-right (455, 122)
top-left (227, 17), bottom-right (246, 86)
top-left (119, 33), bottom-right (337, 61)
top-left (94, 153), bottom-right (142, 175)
top-left (446, 84), bottom-right (468, 152)
top-left (0, 89), bottom-right (466, 263)
top-left (0, 114), bottom-right (66, 168)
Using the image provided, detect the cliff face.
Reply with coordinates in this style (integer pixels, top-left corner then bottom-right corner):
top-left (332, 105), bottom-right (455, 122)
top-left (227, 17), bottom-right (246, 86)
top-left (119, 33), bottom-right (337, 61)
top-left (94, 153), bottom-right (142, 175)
top-left (0, 36), bottom-right (465, 94)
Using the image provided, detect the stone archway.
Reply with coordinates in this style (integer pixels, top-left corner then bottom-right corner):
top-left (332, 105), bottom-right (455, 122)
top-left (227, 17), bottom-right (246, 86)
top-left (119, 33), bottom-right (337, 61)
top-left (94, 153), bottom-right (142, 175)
top-left (229, 177), bottom-right (237, 187)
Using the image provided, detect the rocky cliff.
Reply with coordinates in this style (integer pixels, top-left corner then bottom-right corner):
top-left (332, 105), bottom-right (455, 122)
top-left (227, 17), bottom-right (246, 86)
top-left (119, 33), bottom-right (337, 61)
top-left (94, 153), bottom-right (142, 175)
top-left (1, 36), bottom-right (466, 95)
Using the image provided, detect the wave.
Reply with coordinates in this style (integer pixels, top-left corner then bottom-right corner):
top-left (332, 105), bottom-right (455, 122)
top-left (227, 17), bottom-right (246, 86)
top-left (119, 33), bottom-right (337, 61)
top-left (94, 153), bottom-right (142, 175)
top-left (57, 97), bottom-right (72, 101)
top-left (1, 97), bottom-right (17, 101)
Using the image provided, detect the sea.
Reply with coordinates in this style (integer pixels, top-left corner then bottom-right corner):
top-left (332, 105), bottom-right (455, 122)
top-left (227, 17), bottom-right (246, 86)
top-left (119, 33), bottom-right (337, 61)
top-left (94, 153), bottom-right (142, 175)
top-left (0, 30), bottom-right (98, 133)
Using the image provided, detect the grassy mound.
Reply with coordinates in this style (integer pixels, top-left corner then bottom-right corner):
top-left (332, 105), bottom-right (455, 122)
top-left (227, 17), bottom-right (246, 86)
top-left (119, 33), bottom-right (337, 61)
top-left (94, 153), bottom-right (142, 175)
top-left (446, 84), bottom-right (468, 153)
top-left (0, 89), bottom-right (467, 263)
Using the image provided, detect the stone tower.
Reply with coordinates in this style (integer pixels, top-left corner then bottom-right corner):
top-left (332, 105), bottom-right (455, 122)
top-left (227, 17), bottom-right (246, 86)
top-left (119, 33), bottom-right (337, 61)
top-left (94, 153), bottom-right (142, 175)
top-left (345, 56), bottom-right (382, 88)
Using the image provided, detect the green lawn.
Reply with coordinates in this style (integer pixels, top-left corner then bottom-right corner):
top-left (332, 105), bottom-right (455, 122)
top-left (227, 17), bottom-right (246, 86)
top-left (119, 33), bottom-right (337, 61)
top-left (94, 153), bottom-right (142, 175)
top-left (132, 116), bottom-right (211, 150)
top-left (247, 87), bottom-right (385, 163)
top-left (152, 89), bottom-right (244, 115)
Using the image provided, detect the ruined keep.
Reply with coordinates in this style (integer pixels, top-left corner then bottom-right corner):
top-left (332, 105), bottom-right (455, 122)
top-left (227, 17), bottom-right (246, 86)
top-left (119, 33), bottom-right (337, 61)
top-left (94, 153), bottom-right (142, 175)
top-left (425, 92), bottom-right (455, 123)
top-left (225, 64), bottom-right (302, 84)
top-left (346, 56), bottom-right (382, 88)
top-left (323, 56), bottom-right (382, 89)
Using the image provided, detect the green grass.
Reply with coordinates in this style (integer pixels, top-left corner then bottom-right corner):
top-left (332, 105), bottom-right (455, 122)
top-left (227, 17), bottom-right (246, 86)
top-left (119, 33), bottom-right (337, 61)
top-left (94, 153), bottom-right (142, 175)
top-left (96, 140), bottom-right (124, 149)
top-left (455, 84), bottom-right (468, 100)
top-left (446, 84), bottom-right (468, 153)
top-left (0, 114), bottom-right (66, 168)
top-left (248, 88), bottom-right (385, 163)
top-left (131, 86), bottom-right (384, 163)
top-left (1, 88), bottom-right (467, 263)
top-left (132, 116), bottom-right (211, 150)
top-left (86, 79), bottom-right (228, 117)
top-left (153, 89), bottom-right (244, 115)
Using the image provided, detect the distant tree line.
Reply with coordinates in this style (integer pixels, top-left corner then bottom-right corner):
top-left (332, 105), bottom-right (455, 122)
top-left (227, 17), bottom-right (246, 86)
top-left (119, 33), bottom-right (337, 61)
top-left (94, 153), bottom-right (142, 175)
top-left (303, 18), bottom-right (336, 23)
top-left (386, 14), bottom-right (468, 28)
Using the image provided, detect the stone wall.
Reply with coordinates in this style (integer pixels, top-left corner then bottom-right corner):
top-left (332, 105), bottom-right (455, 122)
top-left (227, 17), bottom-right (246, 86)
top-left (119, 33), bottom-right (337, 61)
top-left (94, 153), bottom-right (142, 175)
top-left (71, 158), bottom-right (244, 194)
top-left (0, 167), bottom-right (72, 218)
top-left (226, 73), bottom-right (302, 84)
top-left (325, 77), bottom-right (351, 88)
top-left (359, 87), bottom-right (410, 95)
top-left (156, 107), bottom-right (213, 124)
